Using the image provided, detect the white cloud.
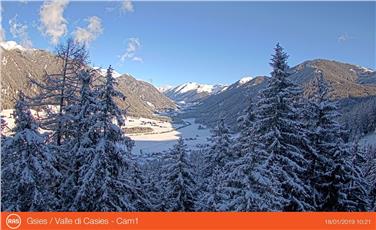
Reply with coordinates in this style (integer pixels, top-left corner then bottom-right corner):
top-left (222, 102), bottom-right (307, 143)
top-left (337, 33), bottom-right (354, 43)
top-left (119, 38), bottom-right (142, 63)
top-left (121, 0), bottom-right (134, 13)
top-left (73, 16), bottom-right (103, 45)
top-left (9, 15), bottom-right (33, 48)
top-left (39, 0), bottom-right (69, 45)
top-left (132, 57), bottom-right (143, 62)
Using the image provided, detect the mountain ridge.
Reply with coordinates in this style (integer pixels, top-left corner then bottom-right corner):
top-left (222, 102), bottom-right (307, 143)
top-left (181, 59), bottom-right (376, 134)
top-left (163, 82), bottom-right (227, 104)
top-left (0, 41), bottom-right (176, 119)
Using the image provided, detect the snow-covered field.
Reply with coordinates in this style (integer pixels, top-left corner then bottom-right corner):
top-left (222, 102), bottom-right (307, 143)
top-left (1, 109), bottom-right (211, 154)
top-left (125, 117), bottom-right (173, 134)
top-left (129, 118), bottom-right (211, 154)
top-left (1, 108), bottom-right (56, 135)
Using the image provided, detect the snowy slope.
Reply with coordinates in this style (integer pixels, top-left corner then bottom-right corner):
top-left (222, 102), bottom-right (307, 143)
top-left (187, 59), bottom-right (376, 129)
top-left (157, 85), bottom-right (174, 93)
top-left (1, 41), bottom-right (27, 51)
top-left (164, 82), bottom-right (227, 103)
top-left (183, 76), bottom-right (268, 128)
top-left (94, 67), bottom-right (122, 78)
top-left (172, 82), bottom-right (225, 94)
top-left (238, 76), bottom-right (254, 85)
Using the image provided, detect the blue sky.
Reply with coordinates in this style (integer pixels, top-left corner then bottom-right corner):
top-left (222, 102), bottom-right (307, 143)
top-left (1, 1), bottom-right (375, 87)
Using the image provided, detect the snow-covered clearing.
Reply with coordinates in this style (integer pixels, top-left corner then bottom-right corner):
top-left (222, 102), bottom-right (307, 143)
top-left (125, 117), bottom-right (173, 134)
top-left (129, 118), bottom-right (211, 154)
top-left (1, 109), bottom-right (16, 134)
top-left (1, 108), bottom-right (56, 135)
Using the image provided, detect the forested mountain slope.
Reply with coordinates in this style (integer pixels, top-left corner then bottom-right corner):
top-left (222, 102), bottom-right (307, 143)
top-left (184, 59), bottom-right (376, 137)
top-left (1, 41), bottom-right (176, 118)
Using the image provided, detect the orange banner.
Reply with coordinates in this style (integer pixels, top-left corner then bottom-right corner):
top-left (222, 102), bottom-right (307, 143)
top-left (1, 212), bottom-right (375, 230)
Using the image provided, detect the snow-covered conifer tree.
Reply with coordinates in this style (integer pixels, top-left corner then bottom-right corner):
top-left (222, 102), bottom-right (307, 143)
top-left (59, 70), bottom-right (98, 210)
top-left (347, 141), bottom-right (370, 210)
top-left (205, 118), bottom-right (234, 174)
top-left (306, 75), bottom-right (366, 211)
top-left (143, 155), bottom-right (169, 211)
top-left (212, 93), bottom-right (282, 211)
top-left (197, 166), bottom-right (225, 211)
top-left (70, 66), bottom-right (138, 211)
top-left (365, 145), bottom-right (376, 210)
top-left (71, 66), bottom-right (137, 211)
top-left (161, 137), bottom-right (197, 211)
top-left (216, 148), bottom-right (280, 211)
top-left (235, 97), bottom-right (258, 157)
top-left (125, 151), bottom-right (156, 211)
top-left (198, 119), bottom-right (233, 210)
top-left (217, 110), bottom-right (281, 211)
top-left (1, 93), bottom-right (61, 211)
top-left (252, 43), bottom-right (312, 211)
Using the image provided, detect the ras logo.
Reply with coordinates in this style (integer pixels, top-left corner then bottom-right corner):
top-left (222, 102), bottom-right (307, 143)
top-left (5, 214), bottom-right (21, 229)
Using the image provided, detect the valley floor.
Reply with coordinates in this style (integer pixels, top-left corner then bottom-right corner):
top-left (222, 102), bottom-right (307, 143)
top-left (127, 118), bottom-right (211, 154)
top-left (1, 109), bottom-right (211, 154)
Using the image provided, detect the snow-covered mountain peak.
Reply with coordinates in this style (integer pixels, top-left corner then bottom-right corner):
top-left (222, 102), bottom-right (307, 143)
top-left (175, 82), bottom-right (201, 93)
top-left (174, 82), bottom-right (224, 94)
top-left (158, 85), bottom-right (174, 93)
top-left (0, 41), bottom-right (28, 51)
top-left (239, 76), bottom-right (254, 85)
top-left (164, 82), bottom-right (227, 103)
top-left (355, 65), bottom-right (374, 73)
top-left (94, 67), bottom-right (122, 78)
